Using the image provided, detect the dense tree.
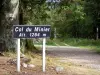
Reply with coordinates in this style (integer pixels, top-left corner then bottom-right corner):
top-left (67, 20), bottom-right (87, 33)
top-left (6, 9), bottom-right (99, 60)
top-left (84, 0), bottom-right (100, 39)
top-left (20, 0), bottom-right (98, 39)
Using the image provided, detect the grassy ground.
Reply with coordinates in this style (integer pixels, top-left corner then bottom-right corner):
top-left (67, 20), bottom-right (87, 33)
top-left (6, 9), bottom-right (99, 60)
top-left (34, 39), bottom-right (67, 46)
top-left (34, 39), bottom-right (57, 46)
top-left (62, 38), bottom-right (100, 52)
top-left (34, 38), bottom-right (100, 53)
top-left (47, 38), bottom-right (100, 52)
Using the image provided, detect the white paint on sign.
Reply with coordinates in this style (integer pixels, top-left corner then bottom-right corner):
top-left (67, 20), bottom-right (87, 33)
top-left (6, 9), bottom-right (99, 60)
top-left (19, 33), bottom-right (25, 37)
top-left (34, 27), bottom-right (50, 32)
top-left (26, 27), bottom-right (32, 32)
top-left (43, 34), bottom-right (46, 36)
top-left (15, 27), bottom-right (23, 32)
top-left (30, 33), bottom-right (40, 37)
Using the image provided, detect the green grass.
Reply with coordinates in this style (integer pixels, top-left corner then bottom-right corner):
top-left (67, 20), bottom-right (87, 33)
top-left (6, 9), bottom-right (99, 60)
top-left (34, 39), bottom-right (57, 46)
top-left (53, 39), bottom-right (67, 46)
top-left (64, 38), bottom-right (100, 46)
top-left (34, 39), bottom-right (68, 46)
top-left (46, 39), bottom-right (57, 46)
top-left (62, 38), bottom-right (100, 53)
top-left (34, 38), bottom-right (100, 53)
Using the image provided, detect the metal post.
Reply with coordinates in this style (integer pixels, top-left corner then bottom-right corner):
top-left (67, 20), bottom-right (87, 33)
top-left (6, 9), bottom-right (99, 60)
top-left (96, 26), bottom-right (99, 40)
top-left (17, 39), bottom-right (20, 72)
top-left (42, 38), bottom-right (46, 72)
top-left (54, 28), bottom-right (57, 39)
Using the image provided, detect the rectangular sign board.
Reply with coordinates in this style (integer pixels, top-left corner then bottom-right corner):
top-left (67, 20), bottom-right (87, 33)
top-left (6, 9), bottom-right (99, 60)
top-left (13, 25), bottom-right (51, 38)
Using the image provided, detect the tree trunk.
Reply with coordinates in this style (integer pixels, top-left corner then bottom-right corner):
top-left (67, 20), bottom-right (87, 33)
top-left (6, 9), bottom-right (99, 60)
top-left (0, 0), bottom-right (19, 52)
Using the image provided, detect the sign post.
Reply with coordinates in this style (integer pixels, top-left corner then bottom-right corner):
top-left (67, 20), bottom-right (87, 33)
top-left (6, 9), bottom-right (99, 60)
top-left (43, 38), bottom-right (46, 72)
top-left (13, 25), bottom-right (51, 72)
top-left (17, 39), bottom-right (20, 72)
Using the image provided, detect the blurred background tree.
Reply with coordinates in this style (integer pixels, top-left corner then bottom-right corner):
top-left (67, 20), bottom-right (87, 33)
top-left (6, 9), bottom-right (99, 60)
top-left (0, 0), bottom-right (100, 52)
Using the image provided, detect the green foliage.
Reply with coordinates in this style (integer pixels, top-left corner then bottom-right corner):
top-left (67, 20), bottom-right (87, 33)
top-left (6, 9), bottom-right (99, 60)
top-left (53, 1), bottom-right (87, 38)
top-left (25, 39), bottom-right (38, 52)
top-left (46, 39), bottom-right (56, 46)
top-left (21, 0), bottom-right (100, 39)
top-left (63, 38), bottom-right (99, 46)
top-left (84, 0), bottom-right (100, 39)
top-left (62, 38), bottom-right (100, 53)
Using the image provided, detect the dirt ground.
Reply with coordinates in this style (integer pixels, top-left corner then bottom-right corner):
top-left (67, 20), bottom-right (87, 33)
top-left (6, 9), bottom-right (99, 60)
top-left (0, 56), bottom-right (74, 75)
top-left (1, 46), bottom-right (100, 75)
